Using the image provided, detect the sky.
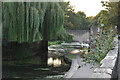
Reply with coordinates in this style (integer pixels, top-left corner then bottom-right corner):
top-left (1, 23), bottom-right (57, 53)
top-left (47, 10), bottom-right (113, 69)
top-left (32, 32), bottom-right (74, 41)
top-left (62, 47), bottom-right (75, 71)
top-left (64, 0), bottom-right (109, 17)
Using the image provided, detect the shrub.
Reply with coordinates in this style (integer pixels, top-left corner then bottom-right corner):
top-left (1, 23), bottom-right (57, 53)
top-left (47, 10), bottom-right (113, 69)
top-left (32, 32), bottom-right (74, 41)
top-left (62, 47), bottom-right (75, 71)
top-left (85, 27), bottom-right (116, 63)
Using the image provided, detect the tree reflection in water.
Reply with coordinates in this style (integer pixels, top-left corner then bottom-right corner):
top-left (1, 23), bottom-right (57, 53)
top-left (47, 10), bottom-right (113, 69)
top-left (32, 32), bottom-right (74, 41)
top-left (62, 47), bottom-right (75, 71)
top-left (48, 57), bottom-right (62, 67)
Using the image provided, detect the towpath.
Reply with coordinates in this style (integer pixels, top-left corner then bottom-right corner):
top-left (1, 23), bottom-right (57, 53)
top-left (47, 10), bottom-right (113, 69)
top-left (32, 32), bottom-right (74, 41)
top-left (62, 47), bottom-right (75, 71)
top-left (64, 54), bottom-right (95, 78)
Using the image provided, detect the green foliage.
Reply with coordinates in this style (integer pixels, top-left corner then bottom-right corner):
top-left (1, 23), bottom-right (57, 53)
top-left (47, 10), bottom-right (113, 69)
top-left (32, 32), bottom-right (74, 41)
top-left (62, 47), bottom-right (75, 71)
top-left (93, 1), bottom-right (119, 28)
top-left (77, 11), bottom-right (86, 18)
top-left (65, 11), bottom-right (90, 30)
top-left (48, 41), bottom-right (62, 46)
top-left (57, 32), bottom-right (73, 42)
top-left (2, 2), bottom-right (47, 42)
top-left (64, 2), bottom-right (90, 30)
top-left (42, 2), bottom-right (65, 40)
top-left (90, 1), bottom-right (120, 29)
top-left (64, 33), bottom-right (73, 42)
top-left (65, 54), bottom-right (76, 59)
top-left (85, 28), bottom-right (116, 63)
top-left (64, 1), bottom-right (75, 14)
top-left (2, 2), bottom-right (69, 60)
top-left (96, 10), bottom-right (109, 27)
top-left (2, 2), bottom-right (66, 43)
top-left (52, 25), bottom-right (73, 42)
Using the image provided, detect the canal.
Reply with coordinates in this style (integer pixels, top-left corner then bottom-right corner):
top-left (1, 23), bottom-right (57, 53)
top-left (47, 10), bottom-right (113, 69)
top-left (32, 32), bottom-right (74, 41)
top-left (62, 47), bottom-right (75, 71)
top-left (2, 56), bottom-right (70, 80)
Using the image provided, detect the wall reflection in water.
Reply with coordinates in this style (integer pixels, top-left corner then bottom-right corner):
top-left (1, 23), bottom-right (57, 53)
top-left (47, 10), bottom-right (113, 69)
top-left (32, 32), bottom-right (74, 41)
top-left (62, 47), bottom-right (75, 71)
top-left (48, 57), bottom-right (62, 67)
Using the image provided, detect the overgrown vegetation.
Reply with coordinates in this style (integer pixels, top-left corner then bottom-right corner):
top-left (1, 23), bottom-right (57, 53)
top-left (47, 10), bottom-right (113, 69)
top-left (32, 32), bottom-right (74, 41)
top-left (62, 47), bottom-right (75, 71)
top-left (83, 1), bottom-right (119, 63)
top-left (85, 27), bottom-right (116, 62)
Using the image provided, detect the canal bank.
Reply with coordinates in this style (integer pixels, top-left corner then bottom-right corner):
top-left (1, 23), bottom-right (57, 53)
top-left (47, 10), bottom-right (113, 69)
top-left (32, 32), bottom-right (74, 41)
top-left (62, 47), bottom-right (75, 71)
top-left (2, 56), bottom-right (70, 80)
top-left (64, 54), bottom-right (96, 78)
top-left (63, 36), bottom-right (119, 79)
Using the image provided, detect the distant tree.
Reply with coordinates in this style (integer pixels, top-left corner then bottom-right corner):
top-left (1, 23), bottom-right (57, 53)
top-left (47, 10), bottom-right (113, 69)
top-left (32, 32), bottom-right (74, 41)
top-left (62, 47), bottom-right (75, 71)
top-left (64, 1), bottom-right (75, 29)
top-left (95, 10), bottom-right (109, 27)
top-left (77, 11), bottom-right (86, 18)
top-left (63, 2), bottom-right (90, 30)
top-left (76, 11), bottom-right (90, 29)
top-left (98, 1), bottom-right (119, 27)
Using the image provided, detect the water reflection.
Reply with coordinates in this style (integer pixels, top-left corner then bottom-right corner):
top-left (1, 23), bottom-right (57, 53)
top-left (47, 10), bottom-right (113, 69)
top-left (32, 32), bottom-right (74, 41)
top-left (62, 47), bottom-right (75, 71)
top-left (48, 57), bottom-right (62, 67)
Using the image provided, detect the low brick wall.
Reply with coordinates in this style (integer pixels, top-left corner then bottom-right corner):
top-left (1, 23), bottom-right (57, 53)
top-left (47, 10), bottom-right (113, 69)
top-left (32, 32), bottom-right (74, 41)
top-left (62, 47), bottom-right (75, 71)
top-left (66, 30), bottom-right (90, 42)
top-left (91, 36), bottom-right (118, 78)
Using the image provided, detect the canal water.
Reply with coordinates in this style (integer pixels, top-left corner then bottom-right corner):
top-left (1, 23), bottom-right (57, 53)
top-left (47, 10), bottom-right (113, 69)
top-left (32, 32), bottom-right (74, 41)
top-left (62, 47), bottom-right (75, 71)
top-left (2, 57), bottom-right (70, 80)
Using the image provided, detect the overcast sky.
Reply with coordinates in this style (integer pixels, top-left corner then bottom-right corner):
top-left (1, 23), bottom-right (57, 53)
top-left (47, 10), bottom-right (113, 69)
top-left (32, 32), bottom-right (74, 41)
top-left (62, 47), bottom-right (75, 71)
top-left (64, 0), bottom-right (109, 17)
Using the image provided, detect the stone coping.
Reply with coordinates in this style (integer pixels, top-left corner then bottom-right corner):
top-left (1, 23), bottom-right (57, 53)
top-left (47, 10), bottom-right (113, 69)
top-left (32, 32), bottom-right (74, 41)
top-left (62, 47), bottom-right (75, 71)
top-left (63, 36), bottom-right (118, 79)
top-left (91, 36), bottom-right (118, 78)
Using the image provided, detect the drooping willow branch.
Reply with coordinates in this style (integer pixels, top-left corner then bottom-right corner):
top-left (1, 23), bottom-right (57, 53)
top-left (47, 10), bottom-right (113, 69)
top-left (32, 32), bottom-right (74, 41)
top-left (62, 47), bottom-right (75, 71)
top-left (2, 2), bottom-right (65, 43)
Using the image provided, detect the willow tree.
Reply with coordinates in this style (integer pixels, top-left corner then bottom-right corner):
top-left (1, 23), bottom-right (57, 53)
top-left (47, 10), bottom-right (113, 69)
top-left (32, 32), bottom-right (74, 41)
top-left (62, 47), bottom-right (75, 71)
top-left (2, 2), bottom-right (65, 66)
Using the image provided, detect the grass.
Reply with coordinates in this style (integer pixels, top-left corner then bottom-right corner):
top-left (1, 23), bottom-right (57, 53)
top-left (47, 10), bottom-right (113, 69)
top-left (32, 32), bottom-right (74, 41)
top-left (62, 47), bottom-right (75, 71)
top-left (48, 41), bottom-right (62, 46)
top-left (65, 54), bottom-right (76, 59)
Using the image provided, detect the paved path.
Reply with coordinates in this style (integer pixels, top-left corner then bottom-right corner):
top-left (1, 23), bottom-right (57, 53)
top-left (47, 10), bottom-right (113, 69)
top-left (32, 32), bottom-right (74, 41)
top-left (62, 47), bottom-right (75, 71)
top-left (71, 63), bottom-right (94, 78)
top-left (71, 54), bottom-right (94, 78)
top-left (64, 54), bottom-right (95, 78)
